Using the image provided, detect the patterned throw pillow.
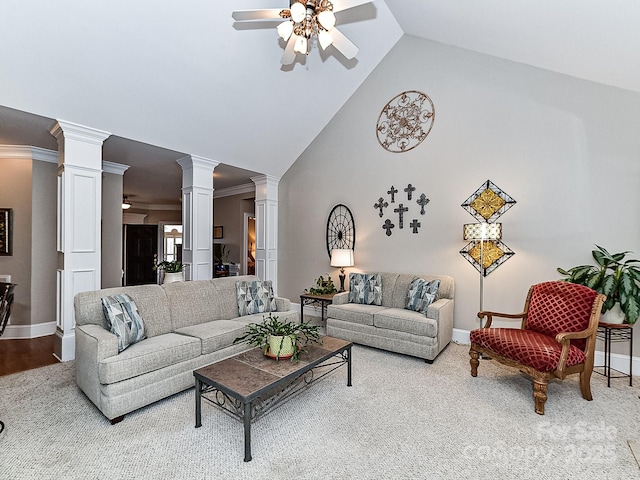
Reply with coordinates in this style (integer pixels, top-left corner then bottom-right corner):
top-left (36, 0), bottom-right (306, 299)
top-left (348, 273), bottom-right (383, 306)
top-left (236, 280), bottom-right (277, 316)
top-left (101, 293), bottom-right (146, 353)
top-left (406, 278), bottom-right (440, 314)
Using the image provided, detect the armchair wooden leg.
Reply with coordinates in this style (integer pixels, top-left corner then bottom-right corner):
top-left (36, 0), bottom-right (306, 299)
top-left (469, 348), bottom-right (479, 377)
top-left (579, 370), bottom-right (593, 401)
top-left (532, 379), bottom-right (548, 415)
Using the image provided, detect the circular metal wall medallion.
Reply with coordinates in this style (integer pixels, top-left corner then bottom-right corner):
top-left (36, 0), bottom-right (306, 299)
top-left (326, 204), bottom-right (355, 258)
top-left (376, 90), bottom-right (435, 153)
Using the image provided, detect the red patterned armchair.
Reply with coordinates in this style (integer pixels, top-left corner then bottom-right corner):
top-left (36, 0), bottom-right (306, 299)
top-left (469, 281), bottom-right (606, 415)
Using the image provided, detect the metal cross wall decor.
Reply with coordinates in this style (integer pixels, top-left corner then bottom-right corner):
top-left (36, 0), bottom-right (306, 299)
top-left (374, 183), bottom-right (430, 237)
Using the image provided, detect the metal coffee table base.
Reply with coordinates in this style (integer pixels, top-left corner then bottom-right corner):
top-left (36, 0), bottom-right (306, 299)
top-left (194, 339), bottom-right (352, 462)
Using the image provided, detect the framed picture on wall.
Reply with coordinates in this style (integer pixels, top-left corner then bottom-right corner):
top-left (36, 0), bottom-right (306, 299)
top-left (213, 226), bottom-right (223, 239)
top-left (0, 208), bottom-right (12, 256)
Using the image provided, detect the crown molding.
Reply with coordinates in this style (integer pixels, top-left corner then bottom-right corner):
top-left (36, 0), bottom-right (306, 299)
top-left (213, 183), bottom-right (255, 198)
top-left (0, 145), bottom-right (57, 163)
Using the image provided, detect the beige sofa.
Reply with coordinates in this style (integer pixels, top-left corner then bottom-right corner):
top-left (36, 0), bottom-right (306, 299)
top-left (74, 275), bottom-right (297, 423)
top-left (326, 272), bottom-right (454, 362)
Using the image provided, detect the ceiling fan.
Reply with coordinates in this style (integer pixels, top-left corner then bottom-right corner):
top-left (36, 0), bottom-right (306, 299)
top-left (232, 0), bottom-right (373, 65)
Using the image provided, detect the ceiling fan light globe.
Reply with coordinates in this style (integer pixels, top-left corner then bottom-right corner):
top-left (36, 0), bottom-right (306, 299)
top-left (318, 30), bottom-right (334, 49)
top-left (317, 10), bottom-right (336, 30)
top-left (277, 20), bottom-right (294, 40)
top-left (290, 2), bottom-right (306, 23)
top-left (293, 35), bottom-right (308, 54)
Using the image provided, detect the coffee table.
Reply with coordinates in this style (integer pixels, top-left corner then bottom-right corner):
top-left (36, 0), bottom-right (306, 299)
top-left (193, 336), bottom-right (352, 462)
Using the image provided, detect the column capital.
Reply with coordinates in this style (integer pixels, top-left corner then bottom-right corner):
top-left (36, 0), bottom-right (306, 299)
top-left (251, 174), bottom-right (280, 200)
top-left (176, 154), bottom-right (220, 170)
top-left (49, 119), bottom-right (111, 145)
top-left (102, 161), bottom-right (130, 176)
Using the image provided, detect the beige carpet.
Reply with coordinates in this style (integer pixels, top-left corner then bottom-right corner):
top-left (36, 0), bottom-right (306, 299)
top-left (1, 342), bottom-right (639, 479)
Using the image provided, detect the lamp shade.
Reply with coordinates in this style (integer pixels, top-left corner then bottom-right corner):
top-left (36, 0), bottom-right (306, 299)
top-left (290, 1), bottom-right (306, 23)
top-left (317, 10), bottom-right (336, 30)
top-left (463, 223), bottom-right (502, 241)
top-left (330, 248), bottom-right (354, 268)
top-left (277, 20), bottom-right (294, 41)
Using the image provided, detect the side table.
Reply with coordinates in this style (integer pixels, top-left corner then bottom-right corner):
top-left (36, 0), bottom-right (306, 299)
top-left (300, 293), bottom-right (336, 325)
top-left (594, 322), bottom-right (633, 387)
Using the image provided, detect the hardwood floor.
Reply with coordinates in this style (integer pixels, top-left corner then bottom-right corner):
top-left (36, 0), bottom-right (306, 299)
top-left (0, 335), bottom-right (59, 376)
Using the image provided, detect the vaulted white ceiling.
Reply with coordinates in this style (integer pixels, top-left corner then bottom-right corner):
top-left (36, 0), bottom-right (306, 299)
top-left (1, 1), bottom-right (638, 205)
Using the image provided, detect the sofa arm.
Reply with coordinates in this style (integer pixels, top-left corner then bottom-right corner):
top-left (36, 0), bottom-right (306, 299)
top-left (332, 292), bottom-right (349, 305)
top-left (275, 296), bottom-right (291, 312)
top-left (426, 298), bottom-right (454, 348)
top-left (75, 324), bottom-right (119, 410)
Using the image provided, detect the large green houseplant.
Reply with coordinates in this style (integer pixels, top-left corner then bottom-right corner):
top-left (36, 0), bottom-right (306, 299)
top-left (557, 245), bottom-right (640, 325)
top-left (234, 313), bottom-right (321, 361)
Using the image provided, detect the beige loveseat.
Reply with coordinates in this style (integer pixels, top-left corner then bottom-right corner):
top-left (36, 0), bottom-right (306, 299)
top-left (74, 275), bottom-right (297, 423)
top-left (326, 272), bottom-right (454, 363)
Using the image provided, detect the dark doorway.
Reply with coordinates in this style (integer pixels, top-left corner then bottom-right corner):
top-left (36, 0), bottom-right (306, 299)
top-left (124, 224), bottom-right (158, 286)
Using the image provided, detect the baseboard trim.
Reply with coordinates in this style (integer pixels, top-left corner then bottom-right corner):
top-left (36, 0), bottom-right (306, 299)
top-left (0, 321), bottom-right (57, 339)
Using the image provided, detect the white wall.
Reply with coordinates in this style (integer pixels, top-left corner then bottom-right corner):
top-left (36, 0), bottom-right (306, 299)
top-left (279, 35), bottom-right (640, 353)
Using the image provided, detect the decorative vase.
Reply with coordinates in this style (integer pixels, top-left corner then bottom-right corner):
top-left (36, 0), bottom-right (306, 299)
top-left (163, 272), bottom-right (184, 284)
top-left (265, 334), bottom-right (296, 359)
top-left (599, 303), bottom-right (626, 325)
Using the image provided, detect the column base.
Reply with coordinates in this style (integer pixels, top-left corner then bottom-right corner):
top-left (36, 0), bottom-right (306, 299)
top-left (53, 329), bottom-right (76, 362)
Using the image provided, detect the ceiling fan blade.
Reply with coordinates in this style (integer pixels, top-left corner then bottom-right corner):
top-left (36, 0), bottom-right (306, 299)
top-left (328, 27), bottom-right (359, 59)
top-left (332, 0), bottom-right (372, 13)
top-left (232, 9), bottom-right (284, 21)
top-left (281, 34), bottom-right (298, 65)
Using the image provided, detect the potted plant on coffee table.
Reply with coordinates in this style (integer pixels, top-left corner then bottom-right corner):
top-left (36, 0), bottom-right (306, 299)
top-left (557, 244), bottom-right (640, 325)
top-left (233, 313), bottom-right (321, 361)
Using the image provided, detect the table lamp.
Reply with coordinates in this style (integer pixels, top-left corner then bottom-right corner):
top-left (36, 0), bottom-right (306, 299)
top-left (330, 248), bottom-right (354, 293)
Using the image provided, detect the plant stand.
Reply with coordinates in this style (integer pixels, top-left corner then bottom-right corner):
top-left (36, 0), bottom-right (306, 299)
top-left (594, 322), bottom-right (633, 387)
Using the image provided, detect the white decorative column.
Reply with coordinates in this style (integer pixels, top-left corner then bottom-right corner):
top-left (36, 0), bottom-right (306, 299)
top-left (251, 175), bottom-right (279, 293)
top-left (177, 155), bottom-right (219, 281)
top-left (50, 120), bottom-right (111, 361)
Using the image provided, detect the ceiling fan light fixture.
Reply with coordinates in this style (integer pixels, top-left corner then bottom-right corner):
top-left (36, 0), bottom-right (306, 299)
top-left (277, 20), bottom-right (294, 40)
top-left (317, 10), bottom-right (335, 30)
top-left (318, 30), bottom-right (334, 50)
top-left (290, 2), bottom-right (306, 23)
top-left (122, 196), bottom-right (131, 210)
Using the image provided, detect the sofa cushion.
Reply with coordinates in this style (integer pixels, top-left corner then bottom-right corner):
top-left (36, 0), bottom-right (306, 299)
top-left (75, 285), bottom-right (172, 338)
top-left (98, 333), bottom-right (201, 384)
top-left (326, 303), bottom-right (380, 326)
top-left (236, 280), bottom-right (277, 316)
top-left (374, 308), bottom-right (438, 337)
top-left (101, 294), bottom-right (146, 353)
top-left (174, 320), bottom-right (251, 355)
top-left (163, 280), bottom-right (222, 330)
top-left (348, 273), bottom-right (382, 305)
top-left (470, 328), bottom-right (586, 372)
top-left (406, 278), bottom-right (440, 314)
top-left (213, 275), bottom-right (260, 319)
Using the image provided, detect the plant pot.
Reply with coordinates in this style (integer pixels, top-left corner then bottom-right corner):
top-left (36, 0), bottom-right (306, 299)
top-left (265, 334), bottom-right (296, 359)
top-left (163, 272), bottom-right (184, 284)
top-left (599, 303), bottom-right (626, 325)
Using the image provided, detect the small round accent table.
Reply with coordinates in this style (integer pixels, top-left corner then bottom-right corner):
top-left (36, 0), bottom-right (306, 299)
top-left (594, 322), bottom-right (633, 387)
